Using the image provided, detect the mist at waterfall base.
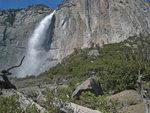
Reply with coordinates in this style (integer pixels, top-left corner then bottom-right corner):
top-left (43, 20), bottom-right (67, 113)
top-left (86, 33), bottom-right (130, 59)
top-left (17, 11), bottom-right (55, 78)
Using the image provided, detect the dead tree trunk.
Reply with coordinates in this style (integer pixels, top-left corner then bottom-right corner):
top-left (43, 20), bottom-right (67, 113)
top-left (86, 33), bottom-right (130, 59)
top-left (137, 70), bottom-right (150, 113)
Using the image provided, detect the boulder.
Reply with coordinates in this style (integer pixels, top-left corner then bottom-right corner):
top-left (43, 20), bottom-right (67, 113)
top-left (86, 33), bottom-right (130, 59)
top-left (67, 102), bottom-right (101, 113)
top-left (71, 76), bottom-right (103, 98)
top-left (19, 87), bottom-right (46, 106)
top-left (88, 50), bottom-right (100, 56)
top-left (107, 90), bottom-right (142, 106)
top-left (120, 102), bottom-right (150, 113)
top-left (0, 89), bottom-right (46, 112)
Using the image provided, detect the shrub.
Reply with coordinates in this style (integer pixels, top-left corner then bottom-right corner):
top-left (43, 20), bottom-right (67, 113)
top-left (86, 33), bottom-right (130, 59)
top-left (72, 91), bottom-right (122, 113)
top-left (26, 104), bottom-right (40, 113)
top-left (39, 36), bottom-right (150, 93)
top-left (0, 94), bottom-right (23, 113)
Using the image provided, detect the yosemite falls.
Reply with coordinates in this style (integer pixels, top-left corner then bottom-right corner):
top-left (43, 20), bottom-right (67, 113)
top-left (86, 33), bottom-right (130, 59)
top-left (18, 11), bottom-right (55, 77)
top-left (0, 0), bottom-right (150, 78)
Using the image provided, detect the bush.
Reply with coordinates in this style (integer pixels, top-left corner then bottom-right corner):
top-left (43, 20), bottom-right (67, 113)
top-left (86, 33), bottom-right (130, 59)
top-left (0, 94), bottom-right (42, 113)
top-left (42, 88), bottom-right (68, 113)
top-left (72, 91), bottom-right (122, 113)
top-left (26, 104), bottom-right (40, 113)
top-left (46, 104), bottom-right (61, 113)
top-left (0, 94), bottom-right (23, 113)
top-left (39, 35), bottom-right (150, 93)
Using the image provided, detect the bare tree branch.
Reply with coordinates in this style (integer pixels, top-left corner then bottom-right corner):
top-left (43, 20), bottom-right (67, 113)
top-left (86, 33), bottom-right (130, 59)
top-left (7, 56), bottom-right (25, 72)
top-left (0, 56), bottom-right (25, 90)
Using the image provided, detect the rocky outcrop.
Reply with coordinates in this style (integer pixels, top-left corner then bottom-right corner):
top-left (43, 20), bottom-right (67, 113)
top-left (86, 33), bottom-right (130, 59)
top-left (121, 102), bottom-right (147, 113)
top-left (88, 49), bottom-right (100, 56)
top-left (19, 87), bottom-right (46, 106)
top-left (66, 102), bottom-right (101, 113)
top-left (0, 89), bottom-right (46, 112)
top-left (107, 90), bottom-right (149, 113)
top-left (71, 77), bottom-right (103, 98)
top-left (107, 90), bottom-right (142, 106)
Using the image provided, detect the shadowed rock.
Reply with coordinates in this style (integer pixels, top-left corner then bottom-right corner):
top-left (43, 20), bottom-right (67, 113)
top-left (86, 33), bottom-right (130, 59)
top-left (72, 77), bottom-right (103, 98)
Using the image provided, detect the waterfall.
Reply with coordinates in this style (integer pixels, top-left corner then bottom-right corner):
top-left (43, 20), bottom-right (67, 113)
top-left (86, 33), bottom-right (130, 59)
top-left (17, 11), bottom-right (55, 77)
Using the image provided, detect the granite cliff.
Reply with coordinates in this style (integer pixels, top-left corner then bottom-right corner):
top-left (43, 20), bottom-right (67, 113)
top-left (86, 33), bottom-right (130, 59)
top-left (0, 0), bottom-right (150, 76)
top-left (54, 0), bottom-right (150, 60)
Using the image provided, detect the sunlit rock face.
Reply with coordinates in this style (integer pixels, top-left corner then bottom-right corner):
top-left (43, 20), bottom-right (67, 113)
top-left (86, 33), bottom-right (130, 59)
top-left (53, 0), bottom-right (150, 60)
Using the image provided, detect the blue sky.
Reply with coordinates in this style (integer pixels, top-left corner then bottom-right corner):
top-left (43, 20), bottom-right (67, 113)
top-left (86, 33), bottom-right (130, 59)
top-left (0, 0), bottom-right (150, 10)
top-left (0, 0), bottom-right (63, 10)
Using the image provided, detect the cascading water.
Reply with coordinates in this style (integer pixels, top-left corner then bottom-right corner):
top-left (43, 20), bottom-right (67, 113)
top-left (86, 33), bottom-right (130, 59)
top-left (17, 11), bottom-right (55, 77)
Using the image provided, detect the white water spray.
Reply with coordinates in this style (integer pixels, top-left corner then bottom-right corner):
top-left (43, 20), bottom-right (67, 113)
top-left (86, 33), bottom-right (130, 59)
top-left (18, 11), bottom-right (55, 77)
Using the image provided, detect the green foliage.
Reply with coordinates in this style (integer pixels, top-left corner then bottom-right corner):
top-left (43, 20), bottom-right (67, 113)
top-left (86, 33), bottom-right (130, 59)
top-left (42, 88), bottom-right (55, 105)
top-left (72, 91), bottom-right (121, 113)
top-left (45, 104), bottom-right (61, 113)
top-left (0, 94), bottom-right (42, 113)
top-left (42, 88), bottom-right (66, 112)
top-left (42, 88), bottom-right (121, 112)
top-left (26, 104), bottom-right (40, 113)
top-left (38, 35), bottom-right (150, 113)
top-left (42, 87), bottom-right (70, 103)
top-left (0, 94), bottom-right (23, 113)
top-left (39, 35), bottom-right (150, 93)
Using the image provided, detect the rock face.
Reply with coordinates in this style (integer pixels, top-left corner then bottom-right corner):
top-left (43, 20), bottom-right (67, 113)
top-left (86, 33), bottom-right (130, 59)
top-left (53, 0), bottom-right (150, 60)
top-left (0, 0), bottom-right (150, 76)
top-left (0, 5), bottom-right (53, 73)
top-left (71, 77), bottom-right (103, 98)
